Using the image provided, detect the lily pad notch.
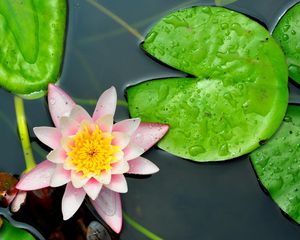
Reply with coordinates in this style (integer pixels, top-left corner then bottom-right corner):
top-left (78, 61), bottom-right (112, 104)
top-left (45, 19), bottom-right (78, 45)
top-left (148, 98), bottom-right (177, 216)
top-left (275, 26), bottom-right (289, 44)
top-left (127, 6), bottom-right (289, 162)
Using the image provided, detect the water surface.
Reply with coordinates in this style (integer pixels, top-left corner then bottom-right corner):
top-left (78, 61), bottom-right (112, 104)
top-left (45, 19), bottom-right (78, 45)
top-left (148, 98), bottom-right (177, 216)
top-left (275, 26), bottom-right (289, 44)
top-left (1, 0), bottom-right (300, 239)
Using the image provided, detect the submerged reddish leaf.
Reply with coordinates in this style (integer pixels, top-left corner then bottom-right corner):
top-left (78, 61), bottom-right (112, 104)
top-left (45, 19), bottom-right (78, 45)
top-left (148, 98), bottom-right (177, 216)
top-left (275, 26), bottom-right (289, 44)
top-left (0, 172), bottom-right (18, 207)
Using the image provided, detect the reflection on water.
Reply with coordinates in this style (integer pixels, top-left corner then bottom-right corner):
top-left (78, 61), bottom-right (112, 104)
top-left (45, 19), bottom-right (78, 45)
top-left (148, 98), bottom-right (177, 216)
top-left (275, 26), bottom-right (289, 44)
top-left (0, 0), bottom-right (300, 239)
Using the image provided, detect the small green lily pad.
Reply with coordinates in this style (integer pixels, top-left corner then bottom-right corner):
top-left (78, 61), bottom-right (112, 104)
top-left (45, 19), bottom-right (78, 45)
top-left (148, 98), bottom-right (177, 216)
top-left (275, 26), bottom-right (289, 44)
top-left (273, 3), bottom-right (300, 84)
top-left (251, 105), bottom-right (300, 223)
top-left (0, 219), bottom-right (35, 240)
top-left (127, 6), bottom-right (288, 161)
top-left (0, 0), bottom-right (67, 95)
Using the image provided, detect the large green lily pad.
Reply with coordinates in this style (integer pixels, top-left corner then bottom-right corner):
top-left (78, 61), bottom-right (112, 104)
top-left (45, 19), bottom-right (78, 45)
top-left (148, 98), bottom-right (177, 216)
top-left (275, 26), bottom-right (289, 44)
top-left (251, 105), bottom-right (300, 223)
top-left (0, 0), bottom-right (67, 96)
top-left (273, 3), bottom-right (300, 84)
top-left (127, 6), bottom-right (288, 161)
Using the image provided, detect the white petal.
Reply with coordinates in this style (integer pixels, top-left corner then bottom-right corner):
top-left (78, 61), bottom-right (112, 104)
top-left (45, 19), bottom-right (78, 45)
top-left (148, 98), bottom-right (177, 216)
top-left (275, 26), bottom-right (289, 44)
top-left (62, 183), bottom-right (86, 220)
top-left (63, 157), bottom-right (76, 170)
top-left (113, 118), bottom-right (141, 135)
top-left (123, 143), bottom-right (144, 161)
top-left (10, 191), bottom-right (27, 213)
top-left (47, 148), bottom-right (66, 164)
top-left (60, 116), bottom-right (80, 136)
top-left (50, 165), bottom-right (71, 187)
top-left (105, 174), bottom-right (128, 193)
top-left (94, 171), bottom-right (111, 185)
top-left (33, 127), bottom-right (61, 149)
top-left (61, 136), bottom-right (72, 152)
top-left (96, 114), bottom-right (113, 133)
top-left (112, 132), bottom-right (130, 150)
top-left (71, 170), bottom-right (90, 188)
top-left (113, 151), bottom-right (124, 162)
top-left (69, 105), bottom-right (92, 123)
top-left (111, 161), bottom-right (129, 174)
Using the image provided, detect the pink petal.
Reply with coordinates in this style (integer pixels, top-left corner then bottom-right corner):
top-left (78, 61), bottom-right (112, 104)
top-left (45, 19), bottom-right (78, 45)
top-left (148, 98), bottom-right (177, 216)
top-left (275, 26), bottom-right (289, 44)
top-left (94, 171), bottom-right (111, 185)
top-left (83, 178), bottom-right (102, 200)
top-left (47, 148), bottom-right (66, 164)
top-left (111, 161), bottom-right (129, 174)
top-left (91, 187), bottom-right (122, 233)
top-left (113, 118), bottom-right (141, 135)
top-left (123, 143), bottom-right (144, 161)
top-left (16, 161), bottom-right (56, 190)
top-left (105, 174), bottom-right (128, 193)
top-left (11, 191), bottom-right (27, 213)
top-left (60, 117), bottom-right (80, 136)
top-left (63, 157), bottom-right (76, 170)
top-left (131, 122), bottom-right (169, 151)
top-left (92, 87), bottom-right (117, 121)
top-left (33, 127), bottom-right (61, 149)
top-left (127, 157), bottom-right (159, 175)
top-left (112, 132), bottom-right (130, 150)
top-left (48, 84), bottom-right (76, 127)
top-left (96, 114), bottom-right (113, 133)
top-left (62, 182), bottom-right (86, 220)
top-left (69, 105), bottom-right (92, 123)
top-left (112, 151), bottom-right (124, 163)
top-left (61, 136), bottom-right (72, 152)
top-left (71, 171), bottom-right (89, 188)
top-left (50, 165), bottom-right (71, 187)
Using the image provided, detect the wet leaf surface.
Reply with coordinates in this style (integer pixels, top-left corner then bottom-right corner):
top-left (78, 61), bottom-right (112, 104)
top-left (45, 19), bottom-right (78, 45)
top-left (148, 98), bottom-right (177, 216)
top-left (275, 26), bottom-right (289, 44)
top-left (0, 217), bottom-right (35, 240)
top-left (0, 1), bottom-right (66, 96)
top-left (251, 105), bottom-right (300, 223)
top-left (273, 3), bottom-right (300, 84)
top-left (128, 6), bottom-right (288, 161)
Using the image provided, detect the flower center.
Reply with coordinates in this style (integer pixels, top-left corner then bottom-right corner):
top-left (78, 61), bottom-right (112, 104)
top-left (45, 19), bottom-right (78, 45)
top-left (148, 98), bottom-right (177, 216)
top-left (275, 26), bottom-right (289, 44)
top-left (67, 125), bottom-right (120, 177)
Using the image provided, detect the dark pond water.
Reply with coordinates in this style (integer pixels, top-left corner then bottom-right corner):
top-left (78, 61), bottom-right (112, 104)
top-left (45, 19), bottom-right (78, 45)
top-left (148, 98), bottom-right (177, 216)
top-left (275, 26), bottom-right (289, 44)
top-left (1, 0), bottom-right (300, 239)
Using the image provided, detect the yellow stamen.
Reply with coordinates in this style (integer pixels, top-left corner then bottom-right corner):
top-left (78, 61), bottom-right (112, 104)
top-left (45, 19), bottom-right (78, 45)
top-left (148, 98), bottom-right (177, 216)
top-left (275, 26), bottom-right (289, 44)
top-left (67, 125), bottom-right (120, 177)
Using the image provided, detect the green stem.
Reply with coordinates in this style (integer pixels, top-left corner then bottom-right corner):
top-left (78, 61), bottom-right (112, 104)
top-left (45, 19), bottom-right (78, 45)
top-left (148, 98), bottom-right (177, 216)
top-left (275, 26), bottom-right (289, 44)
top-left (14, 96), bottom-right (36, 172)
top-left (123, 211), bottom-right (163, 240)
top-left (74, 97), bottom-right (128, 107)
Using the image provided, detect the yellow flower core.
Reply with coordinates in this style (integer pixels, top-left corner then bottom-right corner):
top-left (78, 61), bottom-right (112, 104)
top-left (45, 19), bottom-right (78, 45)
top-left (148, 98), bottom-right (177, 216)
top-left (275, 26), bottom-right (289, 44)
top-left (67, 125), bottom-right (120, 177)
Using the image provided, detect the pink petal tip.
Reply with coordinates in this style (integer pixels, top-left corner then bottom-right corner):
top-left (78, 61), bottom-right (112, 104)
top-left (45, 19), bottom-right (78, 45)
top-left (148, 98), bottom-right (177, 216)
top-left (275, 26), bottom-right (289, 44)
top-left (48, 84), bottom-right (76, 127)
top-left (131, 122), bottom-right (169, 151)
top-left (16, 161), bottom-right (56, 191)
top-left (62, 183), bottom-right (86, 220)
top-left (127, 157), bottom-right (159, 175)
top-left (92, 188), bottom-right (122, 233)
top-left (92, 87), bottom-right (117, 121)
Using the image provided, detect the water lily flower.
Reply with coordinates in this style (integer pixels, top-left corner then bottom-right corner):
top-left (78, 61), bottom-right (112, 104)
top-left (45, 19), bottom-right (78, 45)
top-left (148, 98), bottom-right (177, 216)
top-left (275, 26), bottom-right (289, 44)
top-left (16, 84), bottom-right (169, 233)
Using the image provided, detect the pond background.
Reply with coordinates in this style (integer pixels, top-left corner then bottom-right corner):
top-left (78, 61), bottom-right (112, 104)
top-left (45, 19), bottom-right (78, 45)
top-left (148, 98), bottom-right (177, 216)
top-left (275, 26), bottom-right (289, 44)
top-left (1, 0), bottom-right (300, 239)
